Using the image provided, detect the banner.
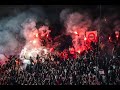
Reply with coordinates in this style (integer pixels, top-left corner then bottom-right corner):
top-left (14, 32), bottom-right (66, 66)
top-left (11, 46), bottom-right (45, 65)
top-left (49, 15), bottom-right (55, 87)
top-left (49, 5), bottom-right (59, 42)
top-left (86, 31), bottom-right (97, 42)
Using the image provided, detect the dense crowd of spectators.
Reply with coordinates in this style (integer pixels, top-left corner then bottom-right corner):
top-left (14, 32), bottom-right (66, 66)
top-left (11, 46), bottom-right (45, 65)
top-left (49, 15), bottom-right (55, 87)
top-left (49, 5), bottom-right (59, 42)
top-left (0, 42), bottom-right (120, 85)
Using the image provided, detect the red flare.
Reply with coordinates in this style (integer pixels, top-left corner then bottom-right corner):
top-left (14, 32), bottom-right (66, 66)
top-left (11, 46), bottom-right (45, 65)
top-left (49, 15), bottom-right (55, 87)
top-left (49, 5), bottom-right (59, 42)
top-left (77, 50), bottom-right (81, 54)
top-left (47, 34), bottom-right (48, 37)
top-left (36, 33), bottom-right (38, 38)
top-left (116, 35), bottom-right (119, 38)
top-left (33, 40), bottom-right (37, 44)
top-left (74, 31), bottom-right (78, 35)
top-left (84, 37), bottom-right (87, 41)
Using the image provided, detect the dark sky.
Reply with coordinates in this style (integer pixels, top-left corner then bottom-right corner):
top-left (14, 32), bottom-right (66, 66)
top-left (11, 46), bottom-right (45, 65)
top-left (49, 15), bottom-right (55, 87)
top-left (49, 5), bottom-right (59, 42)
top-left (0, 5), bottom-right (120, 22)
top-left (0, 5), bottom-right (120, 33)
top-left (0, 5), bottom-right (99, 20)
top-left (1, 5), bottom-right (120, 21)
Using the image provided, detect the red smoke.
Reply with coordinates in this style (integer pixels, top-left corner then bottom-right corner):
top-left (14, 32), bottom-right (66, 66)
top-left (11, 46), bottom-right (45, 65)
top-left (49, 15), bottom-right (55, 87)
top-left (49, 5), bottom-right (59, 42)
top-left (19, 13), bottom-right (98, 61)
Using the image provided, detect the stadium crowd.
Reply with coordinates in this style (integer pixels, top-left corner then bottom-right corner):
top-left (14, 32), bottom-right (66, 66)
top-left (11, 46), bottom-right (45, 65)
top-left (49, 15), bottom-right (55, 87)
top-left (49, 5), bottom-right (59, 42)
top-left (0, 43), bottom-right (120, 85)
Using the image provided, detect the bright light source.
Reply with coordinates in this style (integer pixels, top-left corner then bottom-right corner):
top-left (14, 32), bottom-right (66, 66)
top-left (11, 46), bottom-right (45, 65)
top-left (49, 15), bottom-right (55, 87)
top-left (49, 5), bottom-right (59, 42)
top-left (84, 37), bottom-right (87, 41)
top-left (43, 49), bottom-right (48, 54)
top-left (23, 59), bottom-right (31, 64)
top-left (36, 33), bottom-right (38, 37)
top-left (74, 31), bottom-right (78, 35)
top-left (33, 40), bottom-right (37, 44)
top-left (116, 35), bottom-right (119, 38)
top-left (77, 50), bottom-right (81, 54)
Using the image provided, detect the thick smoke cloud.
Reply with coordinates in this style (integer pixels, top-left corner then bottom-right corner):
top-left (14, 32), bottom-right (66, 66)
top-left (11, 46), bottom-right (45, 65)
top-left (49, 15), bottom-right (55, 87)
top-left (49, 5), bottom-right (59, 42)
top-left (0, 30), bottom-right (19, 54)
top-left (65, 12), bottom-right (92, 33)
top-left (60, 9), bottom-right (92, 52)
top-left (60, 8), bottom-right (72, 23)
top-left (0, 6), bottom-right (48, 55)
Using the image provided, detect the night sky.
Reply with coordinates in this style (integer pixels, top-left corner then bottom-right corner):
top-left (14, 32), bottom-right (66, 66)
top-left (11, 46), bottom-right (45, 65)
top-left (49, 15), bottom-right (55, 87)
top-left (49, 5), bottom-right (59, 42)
top-left (0, 5), bottom-right (120, 24)
top-left (0, 5), bottom-right (99, 23)
top-left (0, 5), bottom-right (120, 22)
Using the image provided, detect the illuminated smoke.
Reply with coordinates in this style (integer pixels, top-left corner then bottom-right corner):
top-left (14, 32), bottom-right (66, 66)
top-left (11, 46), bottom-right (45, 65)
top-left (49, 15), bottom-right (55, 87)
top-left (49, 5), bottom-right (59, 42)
top-left (64, 12), bottom-right (92, 52)
top-left (1, 6), bottom-right (120, 60)
top-left (0, 6), bottom-right (48, 56)
top-left (20, 20), bottom-right (50, 60)
top-left (0, 29), bottom-right (19, 55)
top-left (60, 8), bottom-right (72, 23)
top-left (0, 54), bottom-right (8, 65)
